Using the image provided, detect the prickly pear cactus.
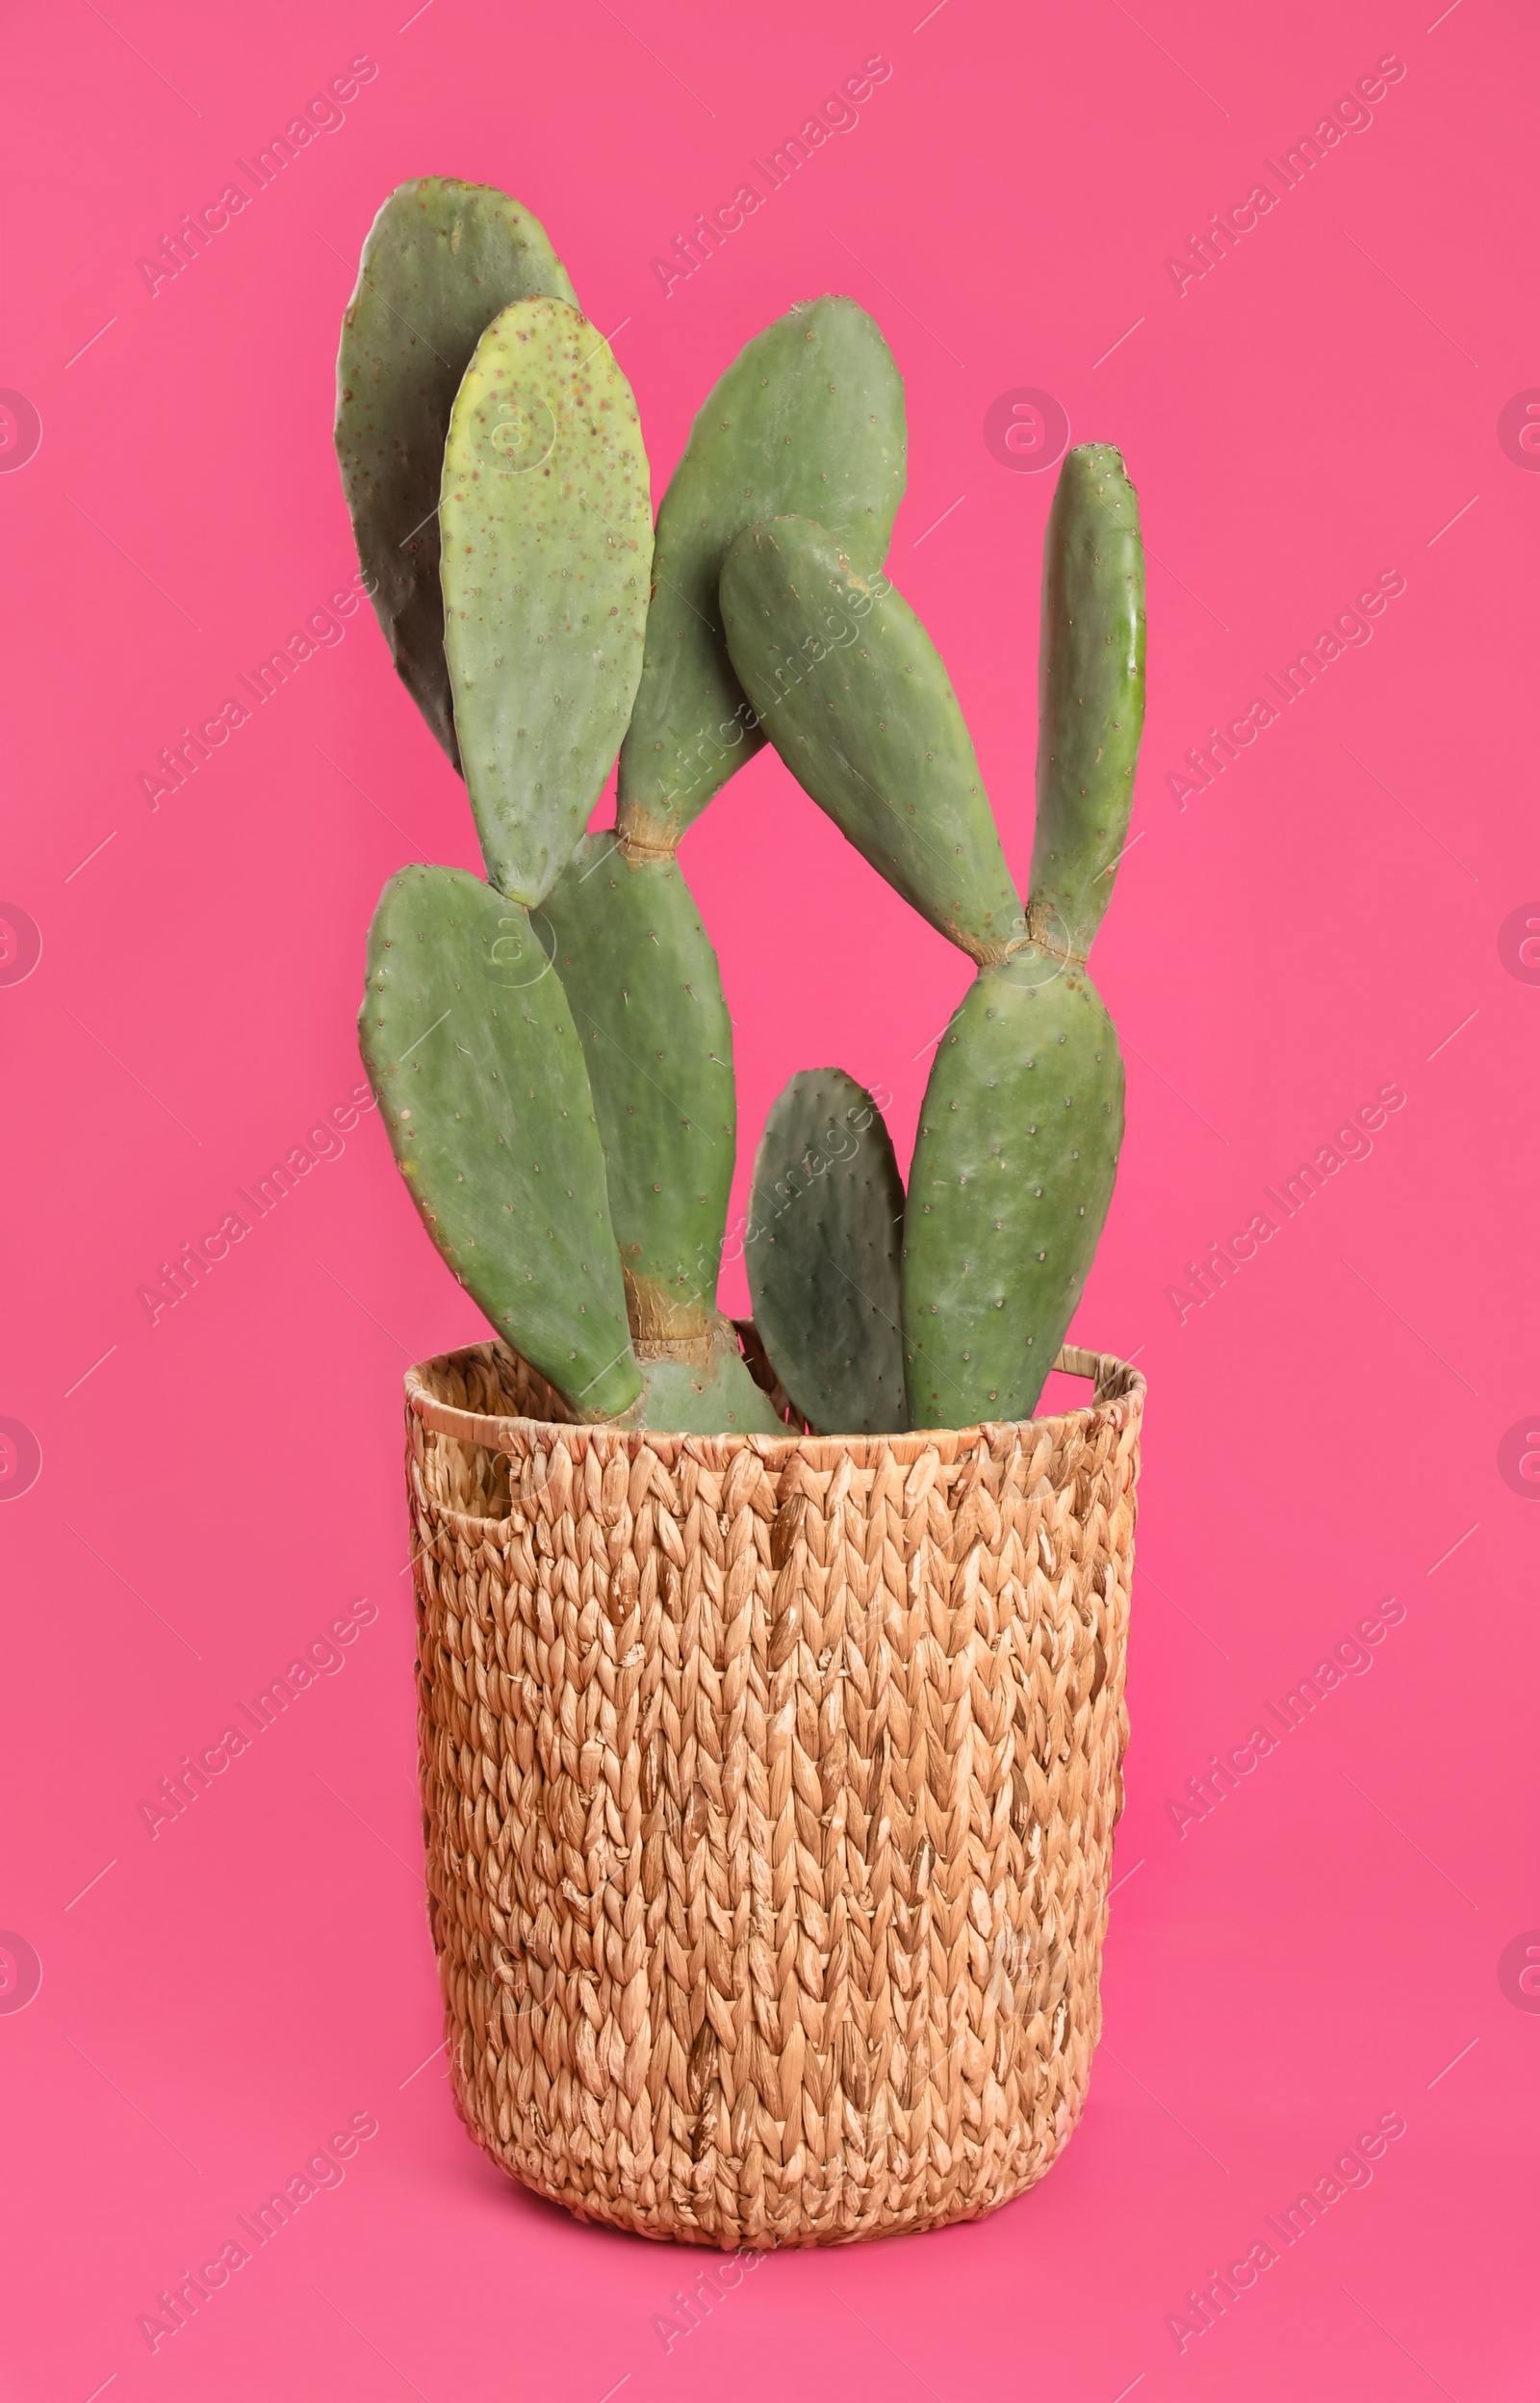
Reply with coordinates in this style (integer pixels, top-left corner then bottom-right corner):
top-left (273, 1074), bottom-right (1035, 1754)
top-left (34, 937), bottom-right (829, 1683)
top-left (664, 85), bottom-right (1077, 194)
top-left (747, 1069), bottom-right (908, 1436)
top-left (721, 517), bottom-right (1021, 961)
top-left (441, 297), bottom-right (652, 904)
top-left (334, 177), bottom-right (577, 767)
top-left (540, 834), bottom-right (784, 1434)
top-left (1029, 444), bottom-right (1145, 959)
top-left (342, 165), bottom-right (1145, 1439)
top-left (358, 865), bottom-right (641, 1422)
top-left (542, 831), bottom-right (734, 1333)
top-left (901, 950), bottom-right (1123, 1425)
top-left (717, 448), bottom-right (1144, 1423)
top-left (618, 1318), bottom-right (785, 1434)
top-left (903, 446), bottom-right (1143, 1421)
top-left (617, 297), bottom-right (907, 847)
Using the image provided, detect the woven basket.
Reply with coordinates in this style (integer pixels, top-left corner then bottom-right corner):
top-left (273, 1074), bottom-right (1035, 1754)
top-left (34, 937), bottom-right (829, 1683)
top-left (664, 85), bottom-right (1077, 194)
top-left (404, 1334), bottom-right (1143, 2248)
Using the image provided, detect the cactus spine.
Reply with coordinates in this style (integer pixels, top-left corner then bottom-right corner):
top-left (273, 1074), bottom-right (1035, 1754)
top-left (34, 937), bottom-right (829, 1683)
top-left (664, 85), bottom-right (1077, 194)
top-left (340, 179), bottom-right (1144, 1434)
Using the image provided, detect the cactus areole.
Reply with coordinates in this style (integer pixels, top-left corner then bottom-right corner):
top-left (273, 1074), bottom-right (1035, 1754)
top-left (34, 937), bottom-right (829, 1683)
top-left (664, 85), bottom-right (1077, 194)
top-left (338, 179), bottom-right (1146, 1434)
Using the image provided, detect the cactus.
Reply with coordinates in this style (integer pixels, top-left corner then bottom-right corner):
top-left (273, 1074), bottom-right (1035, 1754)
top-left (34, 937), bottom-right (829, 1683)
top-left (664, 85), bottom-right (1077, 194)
top-left (617, 297), bottom-right (906, 847)
top-left (334, 177), bottom-right (577, 767)
top-left (618, 1318), bottom-right (784, 1434)
top-left (901, 948), bottom-right (1124, 1425)
top-left (1028, 444), bottom-right (1146, 960)
top-left (541, 831), bottom-right (732, 1331)
top-left (746, 1070), bottom-right (907, 1435)
top-left (901, 447), bottom-right (1142, 1422)
top-left (725, 452), bottom-right (1144, 1425)
top-left (340, 178), bottom-right (1144, 1435)
top-left (358, 865), bottom-right (641, 1422)
top-left (541, 832), bottom-right (784, 1434)
top-left (720, 518), bottom-right (1021, 960)
top-left (440, 296), bottom-right (653, 903)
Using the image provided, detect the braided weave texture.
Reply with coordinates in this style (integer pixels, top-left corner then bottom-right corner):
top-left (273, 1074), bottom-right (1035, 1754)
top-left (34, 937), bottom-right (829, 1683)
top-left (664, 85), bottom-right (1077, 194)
top-left (405, 1337), bottom-right (1143, 2247)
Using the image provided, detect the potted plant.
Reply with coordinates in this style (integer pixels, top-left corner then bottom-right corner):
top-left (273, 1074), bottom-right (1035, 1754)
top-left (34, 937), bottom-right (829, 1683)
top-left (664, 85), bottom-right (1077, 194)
top-left (336, 176), bottom-right (1146, 2247)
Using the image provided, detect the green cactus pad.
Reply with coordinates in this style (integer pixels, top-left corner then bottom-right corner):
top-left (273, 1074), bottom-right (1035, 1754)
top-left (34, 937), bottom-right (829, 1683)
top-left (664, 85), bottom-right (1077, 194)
top-left (334, 177), bottom-right (577, 769)
top-left (620, 1320), bottom-right (786, 1435)
top-left (617, 297), bottom-right (907, 846)
top-left (1029, 444), bottom-right (1145, 960)
top-left (902, 946), bottom-right (1123, 1427)
top-left (542, 831), bottom-right (734, 1335)
top-left (440, 297), bottom-right (652, 905)
top-left (746, 1068), bottom-right (908, 1435)
top-left (721, 518), bottom-right (1022, 962)
top-left (358, 864), bottom-right (641, 1421)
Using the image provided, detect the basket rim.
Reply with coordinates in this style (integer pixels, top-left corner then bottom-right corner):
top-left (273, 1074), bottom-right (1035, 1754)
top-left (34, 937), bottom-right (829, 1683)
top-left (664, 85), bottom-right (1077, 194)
top-left (405, 1336), bottom-right (1145, 1471)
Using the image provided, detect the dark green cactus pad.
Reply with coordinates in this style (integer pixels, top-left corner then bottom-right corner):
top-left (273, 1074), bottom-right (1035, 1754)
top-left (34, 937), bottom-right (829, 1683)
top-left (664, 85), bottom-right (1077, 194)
top-left (721, 518), bottom-right (1022, 963)
top-left (358, 864), bottom-right (641, 1422)
top-left (620, 1322), bottom-right (786, 1435)
top-left (746, 1069), bottom-right (908, 1436)
top-left (334, 177), bottom-right (577, 769)
top-left (1029, 444), bottom-right (1145, 960)
top-left (542, 832), bottom-right (734, 1333)
top-left (441, 297), bottom-right (652, 905)
top-left (616, 297), bottom-right (907, 846)
top-left (902, 946), bottom-right (1124, 1427)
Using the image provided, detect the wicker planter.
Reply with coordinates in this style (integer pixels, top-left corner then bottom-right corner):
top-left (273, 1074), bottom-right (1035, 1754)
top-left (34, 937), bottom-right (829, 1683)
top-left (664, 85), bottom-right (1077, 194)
top-left (404, 1334), bottom-right (1143, 2248)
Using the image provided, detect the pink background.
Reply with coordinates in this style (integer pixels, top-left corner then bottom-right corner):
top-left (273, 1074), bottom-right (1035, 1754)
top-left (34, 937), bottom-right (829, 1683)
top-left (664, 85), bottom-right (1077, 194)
top-left (2, 0), bottom-right (1536, 2395)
